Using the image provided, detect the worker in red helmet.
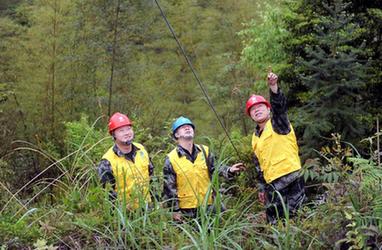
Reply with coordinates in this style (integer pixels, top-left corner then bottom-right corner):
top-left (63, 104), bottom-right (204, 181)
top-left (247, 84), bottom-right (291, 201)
top-left (246, 72), bottom-right (305, 224)
top-left (98, 112), bottom-right (154, 210)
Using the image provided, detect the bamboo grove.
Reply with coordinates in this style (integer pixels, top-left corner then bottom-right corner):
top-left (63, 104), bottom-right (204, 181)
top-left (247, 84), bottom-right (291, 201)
top-left (0, 0), bottom-right (381, 248)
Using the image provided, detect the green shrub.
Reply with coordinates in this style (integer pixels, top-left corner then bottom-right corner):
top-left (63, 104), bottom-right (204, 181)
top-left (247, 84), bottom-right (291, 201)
top-left (0, 213), bottom-right (41, 245)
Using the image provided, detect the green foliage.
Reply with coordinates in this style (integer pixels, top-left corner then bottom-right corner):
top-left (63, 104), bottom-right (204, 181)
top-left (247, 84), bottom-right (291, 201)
top-left (302, 133), bottom-right (353, 183)
top-left (301, 133), bottom-right (382, 248)
top-left (0, 0), bottom-right (382, 248)
top-left (64, 114), bottom-right (111, 169)
top-left (240, 0), bottom-right (289, 94)
top-left (281, 0), bottom-right (381, 154)
top-left (0, 0), bottom-right (259, 181)
top-left (298, 0), bottom-right (369, 154)
top-left (335, 156), bottom-right (382, 249)
top-left (0, 213), bottom-right (41, 245)
top-left (2, 128), bottom-right (382, 248)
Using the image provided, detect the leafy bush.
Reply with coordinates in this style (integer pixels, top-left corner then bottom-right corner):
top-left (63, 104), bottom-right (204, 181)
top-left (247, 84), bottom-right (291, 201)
top-left (64, 115), bottom-right (112, 171)
top-left (0, 212), bottom-right (41, 246)
top-left (302, 133), bottom-right (353, 184)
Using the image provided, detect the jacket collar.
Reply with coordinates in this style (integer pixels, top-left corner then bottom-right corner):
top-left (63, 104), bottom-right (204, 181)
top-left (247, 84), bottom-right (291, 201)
top-left (176, 144), bottom-right (201, 160)
top-left (112, 143), bottom-right (138, 157)
top-left (255, 119), bottom-right (271, 137)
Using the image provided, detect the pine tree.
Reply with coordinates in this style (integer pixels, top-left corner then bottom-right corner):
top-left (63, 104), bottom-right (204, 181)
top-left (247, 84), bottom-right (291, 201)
top-left (280, 0), bottom-right (382, 154)
top-left (298, 0), bottom-right (369, 152)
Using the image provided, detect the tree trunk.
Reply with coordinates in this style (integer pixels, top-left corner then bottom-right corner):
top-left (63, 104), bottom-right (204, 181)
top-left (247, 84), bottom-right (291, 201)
top-left (49, 0), bottom-right (58, 137)
top-left (108, 0), bottom-right (121, 116)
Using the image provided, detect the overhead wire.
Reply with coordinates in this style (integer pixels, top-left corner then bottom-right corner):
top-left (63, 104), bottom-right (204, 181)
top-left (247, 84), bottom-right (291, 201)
top-left (153, 0), bottom-right (242, 159)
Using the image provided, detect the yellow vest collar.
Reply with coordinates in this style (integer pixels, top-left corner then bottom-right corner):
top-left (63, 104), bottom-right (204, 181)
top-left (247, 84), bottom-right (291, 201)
top-left (112, 143), bottom-right (142, 162)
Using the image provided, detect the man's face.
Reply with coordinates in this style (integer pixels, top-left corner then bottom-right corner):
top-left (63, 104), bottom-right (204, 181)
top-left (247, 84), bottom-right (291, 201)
top-left (113, 125), bottom-right (134, 145)
top-left (175, 124), bottom-right (194, 140)
top-left (250, 103), bottom-right (270, 123)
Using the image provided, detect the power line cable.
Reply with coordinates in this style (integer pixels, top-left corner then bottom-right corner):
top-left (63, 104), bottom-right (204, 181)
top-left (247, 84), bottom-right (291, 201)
top-left (153, 0), bottom-right (242, 159)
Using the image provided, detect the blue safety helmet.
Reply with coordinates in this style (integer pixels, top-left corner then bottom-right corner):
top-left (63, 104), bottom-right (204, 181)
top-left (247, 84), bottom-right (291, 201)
top-left (171, 116), bottom-right (195, 137)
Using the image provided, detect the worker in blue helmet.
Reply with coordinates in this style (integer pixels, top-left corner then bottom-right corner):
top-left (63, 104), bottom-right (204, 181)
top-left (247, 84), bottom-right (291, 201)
top-left (163, 116), bottom-right (246, 222)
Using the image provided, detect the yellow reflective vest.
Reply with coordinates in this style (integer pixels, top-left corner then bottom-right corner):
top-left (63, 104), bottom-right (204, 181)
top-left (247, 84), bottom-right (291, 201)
top-left (168, 145), bottom-right (213, 209)
top-left (102, 143), bottom-right (151, 208)
top-left (252, 120), bottom-right (301, 184)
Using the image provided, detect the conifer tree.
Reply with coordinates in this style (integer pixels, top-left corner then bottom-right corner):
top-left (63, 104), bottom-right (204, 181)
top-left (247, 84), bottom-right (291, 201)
top-left (278, 0), bottom-right (381, 155)
top-left (297, 0), bottom-right (369, 152)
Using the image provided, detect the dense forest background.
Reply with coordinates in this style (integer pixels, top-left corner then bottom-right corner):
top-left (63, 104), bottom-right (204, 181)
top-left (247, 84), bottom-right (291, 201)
top-left (0, 0), bottom-right (381, 248)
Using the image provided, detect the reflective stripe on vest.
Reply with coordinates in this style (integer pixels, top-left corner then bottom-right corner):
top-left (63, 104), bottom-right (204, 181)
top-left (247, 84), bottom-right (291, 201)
top-left (168, 145), bottom-right (213, 209)
top-left (102, 142), bottom-right (151, 208)
top-left (252, 120), bottom-right (301, 184)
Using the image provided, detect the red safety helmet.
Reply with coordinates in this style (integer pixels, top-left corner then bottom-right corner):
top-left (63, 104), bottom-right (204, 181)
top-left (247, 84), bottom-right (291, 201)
top-left (245, 95), bottom-right (271, 116)
top-left (108, 112), bottom-right (132, 134)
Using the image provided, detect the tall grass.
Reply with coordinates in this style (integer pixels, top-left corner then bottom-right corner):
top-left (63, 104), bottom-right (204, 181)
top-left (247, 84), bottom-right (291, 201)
top-left (3, 118), bottom-right (380, 248)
